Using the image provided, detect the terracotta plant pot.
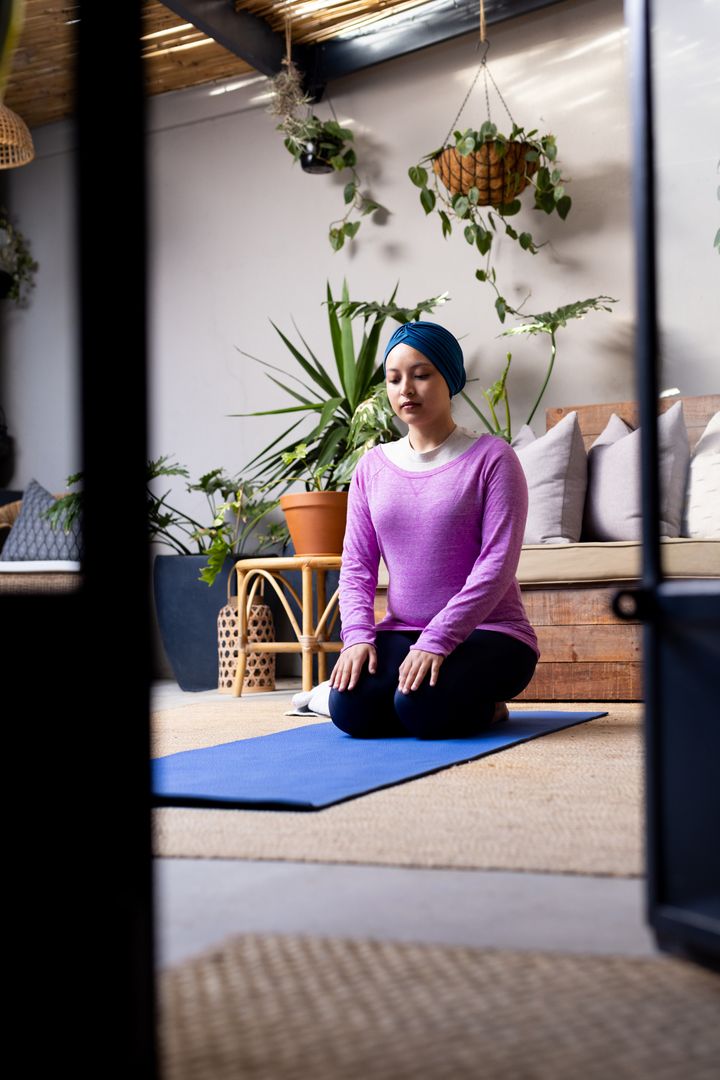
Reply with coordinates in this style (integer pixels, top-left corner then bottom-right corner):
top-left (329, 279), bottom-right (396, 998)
top-left (280, 491), bottom-right (348, 555)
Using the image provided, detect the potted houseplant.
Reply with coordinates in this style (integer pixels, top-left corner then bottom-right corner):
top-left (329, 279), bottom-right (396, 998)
top-left (268, 60), bottom-right (385, 251)
top-left (48, 458), bottom-right (287, 691)
top-left (0, 206), bottom-right (38, 305)
top-left (234, 280), bottom-right (448, 550)
top-left (409, 121), bottom-right (571, 321)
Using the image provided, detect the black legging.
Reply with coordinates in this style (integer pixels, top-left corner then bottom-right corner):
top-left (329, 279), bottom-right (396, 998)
top-left (329, 629), bottom-right (538, 740)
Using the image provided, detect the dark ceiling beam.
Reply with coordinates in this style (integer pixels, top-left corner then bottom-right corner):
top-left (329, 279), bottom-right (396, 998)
top-left (317, 0), bottom-right (568, 82)
top-left (161, 0), bottom-right (567, 88)
top-left (160, 0), bottom-right (287, 77)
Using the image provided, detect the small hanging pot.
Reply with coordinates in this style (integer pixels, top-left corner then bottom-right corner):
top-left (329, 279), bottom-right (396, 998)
top-left (300, 141), bottom-right (334, 174)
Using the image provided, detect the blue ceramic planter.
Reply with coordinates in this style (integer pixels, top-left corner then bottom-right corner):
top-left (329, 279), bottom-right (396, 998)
top-left (154, 554), bottom-right (241, 692)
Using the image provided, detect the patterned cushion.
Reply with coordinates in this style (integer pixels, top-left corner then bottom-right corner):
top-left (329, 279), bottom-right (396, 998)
top-left (0, 479), bottom-right (83, 561)
top-left (683, 412), bottom-right (720, 538)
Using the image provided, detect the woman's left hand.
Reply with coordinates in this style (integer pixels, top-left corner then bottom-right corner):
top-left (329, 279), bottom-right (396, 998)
top-left (397, 649), bottom-right (445, 694)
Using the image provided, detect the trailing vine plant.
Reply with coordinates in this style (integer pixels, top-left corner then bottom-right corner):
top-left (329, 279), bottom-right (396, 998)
top-left (462, 295), bottom-right (617, 442)
top-left (268, 41), bottom-right (385, 252)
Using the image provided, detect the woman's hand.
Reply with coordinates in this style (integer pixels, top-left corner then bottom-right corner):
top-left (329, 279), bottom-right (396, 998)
top-left (329, 643), bottom-right (377, 692)
top-left (397, 649), bottom-right (445, 693)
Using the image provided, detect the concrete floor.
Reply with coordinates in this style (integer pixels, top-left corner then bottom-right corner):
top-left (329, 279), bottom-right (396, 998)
top-left (153, 680), bottom-right (658, 970)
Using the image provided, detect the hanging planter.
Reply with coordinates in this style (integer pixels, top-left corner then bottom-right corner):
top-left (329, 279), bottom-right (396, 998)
top-left (267, 22), bottom-right (387, 252)
top-left (408, 7), bottom-right (571, 320)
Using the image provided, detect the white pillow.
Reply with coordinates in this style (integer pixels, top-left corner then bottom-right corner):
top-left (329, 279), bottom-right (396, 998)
top-left (683, 412), bottom-right (720, 538)
top-left (583, 400), bottom-right (690, 540)
top-left (511, 411), bottom-right (587, 544)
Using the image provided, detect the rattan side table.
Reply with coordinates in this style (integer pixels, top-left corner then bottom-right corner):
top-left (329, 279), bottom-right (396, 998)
top-left (230, 555), bottom-right (343, 696)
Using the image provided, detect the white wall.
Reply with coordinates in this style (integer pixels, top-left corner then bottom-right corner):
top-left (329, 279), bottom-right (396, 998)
top-left (2, 0), bottom-right (672, 518)
top-left (653, 0), bottom-right (720, 387)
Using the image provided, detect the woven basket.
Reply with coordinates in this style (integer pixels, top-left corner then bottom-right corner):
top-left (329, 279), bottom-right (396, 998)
top-left (432, 141), bottom-right (538, 206)
top-left (218, 594), bottom-right (276, 695)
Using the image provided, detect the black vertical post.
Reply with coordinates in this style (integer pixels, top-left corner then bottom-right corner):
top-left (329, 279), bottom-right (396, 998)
top-left (626, 0), bottom-right (663, 931)
top-left (76, 2), bottom-right (155, 1071)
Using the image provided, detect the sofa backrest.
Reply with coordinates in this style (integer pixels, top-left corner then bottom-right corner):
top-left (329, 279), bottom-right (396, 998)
top-left (545, 394), bottom-right (720, 452)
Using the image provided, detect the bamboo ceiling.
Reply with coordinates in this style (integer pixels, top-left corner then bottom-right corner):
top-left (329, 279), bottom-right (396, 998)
top-left (3, 0), bottom-right (471, 130)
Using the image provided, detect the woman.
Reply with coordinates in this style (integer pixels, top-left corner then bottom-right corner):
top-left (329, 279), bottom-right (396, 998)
top-left (328, 320), bottom-right (539, 739)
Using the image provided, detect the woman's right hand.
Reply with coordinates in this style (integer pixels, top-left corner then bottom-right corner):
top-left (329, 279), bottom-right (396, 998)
top-left (329, 643), bottom-right (377, 692)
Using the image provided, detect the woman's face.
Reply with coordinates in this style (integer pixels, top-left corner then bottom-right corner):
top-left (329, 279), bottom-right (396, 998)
top-left (385, 344), bottom-right (452, 428)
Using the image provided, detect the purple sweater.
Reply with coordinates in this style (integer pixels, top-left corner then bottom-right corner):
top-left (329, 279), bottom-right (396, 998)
top-left (339, 435), bottom-right (540, 657)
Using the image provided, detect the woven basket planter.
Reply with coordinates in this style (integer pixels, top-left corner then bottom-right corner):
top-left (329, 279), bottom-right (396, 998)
top-left (432, 141), bottom-right (538, 206)
top-left (218, 595), bottom-right (276, 694)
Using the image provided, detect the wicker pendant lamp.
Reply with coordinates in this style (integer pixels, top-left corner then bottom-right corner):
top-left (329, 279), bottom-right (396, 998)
top-left (0, 103), bottom-right (35, 169)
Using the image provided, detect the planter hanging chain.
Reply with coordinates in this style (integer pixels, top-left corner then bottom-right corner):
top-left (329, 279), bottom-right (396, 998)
top-left (441, 44), bottom-right (517, 149)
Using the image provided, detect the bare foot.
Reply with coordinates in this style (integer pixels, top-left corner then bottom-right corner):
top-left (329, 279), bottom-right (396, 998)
top-left (492, 702), bottom-right (510, 725)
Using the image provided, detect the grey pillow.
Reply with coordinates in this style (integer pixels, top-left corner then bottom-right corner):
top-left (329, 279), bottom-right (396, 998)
top-left (583, 400), bottom-right (690, 540)
top-left (511, 411), bottom-right (588, 544)
top-left (0, 479), bottom-right (83, 561)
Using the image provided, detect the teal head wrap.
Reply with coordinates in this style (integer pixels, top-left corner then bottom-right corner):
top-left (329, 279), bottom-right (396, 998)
top-left (383, 321), bottom-right (466, 397)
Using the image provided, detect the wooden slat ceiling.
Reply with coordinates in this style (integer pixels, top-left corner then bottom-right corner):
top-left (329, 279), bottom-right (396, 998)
top-left (2, 0), bottom-right (439, 130)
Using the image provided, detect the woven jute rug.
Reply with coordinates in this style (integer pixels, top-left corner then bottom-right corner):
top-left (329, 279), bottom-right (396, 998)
top-left (152, 698), bottom-right (643, 876)
top-left (160, 932), bottom-right (719, 1080)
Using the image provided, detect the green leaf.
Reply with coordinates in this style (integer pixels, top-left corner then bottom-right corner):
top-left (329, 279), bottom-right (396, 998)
top-left (536, 167), bottom-right (551, 190)
top-left (467, 186), bottom-right (480, 205)
top-left (360, 199), bottom-right (380, 216)
top-left (498, 199), bottom-right (521, 217)
top-left (323, 120), bottom-right (353, 141)
top-left (408, 165), bottom-right (429, 188)
top-left (504, 224), bottom-right (518, 240)
top-left (329, 227), bottom-right (345, 251)
top-left (420, 187), bottom-right (436, 214)
top-left (551, 169), bottom-right (562, 184)
top-left (475, 269), bottom-right (487, 282)
top-left (714, 227), bottom-right (720, 251)
top-left (553, 185), bottom-right (565, 202)
top-left (537, 191), bottom-right (555, 214)
top-left (329, 155), bottom-right (347, 171)
top-left (453, 195), bottom-right (469, 218)
top-left (519, 231), bottom-right (534, 251)
top-left (524, 150), bottom-right (539, 162)
top-left (464, 224), bottom-right (477, 245)
top-left (542, 137), bottom-right (557, 161)
top-left (475, 228), bottom-right (492, 255)
top-left (479, 120), bottom-right (497, 142)
top-left (343, 221), bottom-right (360, 238)
top-left (267, 320), bottom-right (340, 398)
top-left (495, 296), bottom-right (507, 323)
top-left (459, 135), bottom-right (476, 156)
top-left (494, 139), bottom-right (507, 159)
top-left (556, 195), bottom-right (572, 220)
top-left (343, 148), bottom-right (357, 168)
top-left (439, 210), bottom-right (452, 238)
top-left (344, 181), bottom-right (357, 204)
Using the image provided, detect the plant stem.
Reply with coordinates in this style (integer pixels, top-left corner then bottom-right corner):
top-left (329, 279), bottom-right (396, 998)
top-left (459, 390), bottom-right (495, 434)
top-left (527, 330), bottom-right (556, 426)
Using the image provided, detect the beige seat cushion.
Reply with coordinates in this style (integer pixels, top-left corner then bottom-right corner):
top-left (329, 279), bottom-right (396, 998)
top-left (377, 540), bottom-right (720, 589)
top-left (517, 537), bottom-right (720, 585)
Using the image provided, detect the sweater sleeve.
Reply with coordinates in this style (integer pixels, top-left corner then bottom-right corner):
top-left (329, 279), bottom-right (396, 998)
top-left (338, 457), bottom-right (381, 650)
top-left (414, 442), bottom-right (528, 655)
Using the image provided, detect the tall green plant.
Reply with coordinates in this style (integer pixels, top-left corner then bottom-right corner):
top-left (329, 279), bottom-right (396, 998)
top-left (234, 281), bottom-right (449, 491)
top-left (462, 295), bottom-right (617, 442)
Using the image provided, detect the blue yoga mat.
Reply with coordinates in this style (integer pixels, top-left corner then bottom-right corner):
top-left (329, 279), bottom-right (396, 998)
top-left (153, 710), bottom-right (607, 811)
